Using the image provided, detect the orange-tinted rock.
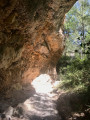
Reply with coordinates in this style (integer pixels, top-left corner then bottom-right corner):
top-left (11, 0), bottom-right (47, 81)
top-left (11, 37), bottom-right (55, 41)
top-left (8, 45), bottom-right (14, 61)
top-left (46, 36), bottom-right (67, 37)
top-left (0, 0), bottom-right (77, 92)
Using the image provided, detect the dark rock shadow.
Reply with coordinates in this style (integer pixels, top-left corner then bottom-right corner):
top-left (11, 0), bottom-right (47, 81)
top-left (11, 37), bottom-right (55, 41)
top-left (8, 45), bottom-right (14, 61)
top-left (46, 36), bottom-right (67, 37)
top-left (56, 89), bottom-right (90, 120)
top-left (0, 83), bottom-right (36, 113)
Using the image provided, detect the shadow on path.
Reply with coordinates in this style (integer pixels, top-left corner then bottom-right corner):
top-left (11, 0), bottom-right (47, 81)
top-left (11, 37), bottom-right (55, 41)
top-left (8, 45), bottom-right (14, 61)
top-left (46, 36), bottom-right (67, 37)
top-left (0, 74), bottom-right (62, 120)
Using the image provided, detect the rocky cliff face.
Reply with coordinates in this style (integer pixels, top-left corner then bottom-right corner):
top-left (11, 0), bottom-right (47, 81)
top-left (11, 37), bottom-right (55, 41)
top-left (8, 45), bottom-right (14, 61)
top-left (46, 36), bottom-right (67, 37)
top-left (0, 0), bottom-right (77, 92)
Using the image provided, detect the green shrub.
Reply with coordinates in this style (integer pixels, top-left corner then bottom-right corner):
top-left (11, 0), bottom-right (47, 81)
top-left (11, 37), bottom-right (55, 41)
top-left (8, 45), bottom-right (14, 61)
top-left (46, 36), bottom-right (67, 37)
top-left (57, 56), bottom-right (90, 92)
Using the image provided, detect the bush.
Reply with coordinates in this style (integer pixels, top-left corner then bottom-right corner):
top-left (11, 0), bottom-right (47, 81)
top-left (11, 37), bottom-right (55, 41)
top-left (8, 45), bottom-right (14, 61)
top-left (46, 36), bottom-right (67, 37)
top-left (57, 56), bottom-right (90, 92)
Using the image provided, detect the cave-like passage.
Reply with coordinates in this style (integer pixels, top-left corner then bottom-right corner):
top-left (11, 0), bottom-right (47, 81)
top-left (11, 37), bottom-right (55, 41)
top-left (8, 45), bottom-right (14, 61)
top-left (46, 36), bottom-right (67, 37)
top-left (22, 74), bottom-right (61, 120)
top-left (1, 74), bottom-right (61, 120)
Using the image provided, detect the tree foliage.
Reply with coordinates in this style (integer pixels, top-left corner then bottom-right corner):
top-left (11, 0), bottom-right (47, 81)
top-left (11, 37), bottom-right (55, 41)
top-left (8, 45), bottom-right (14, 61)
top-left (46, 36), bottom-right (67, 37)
top-left (64, 0), bottom-right (90, 58)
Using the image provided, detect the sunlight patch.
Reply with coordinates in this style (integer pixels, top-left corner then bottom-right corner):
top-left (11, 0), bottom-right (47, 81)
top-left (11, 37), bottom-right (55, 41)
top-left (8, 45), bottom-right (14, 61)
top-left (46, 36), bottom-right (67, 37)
top-left (31, 74), bottom-right (53, 93)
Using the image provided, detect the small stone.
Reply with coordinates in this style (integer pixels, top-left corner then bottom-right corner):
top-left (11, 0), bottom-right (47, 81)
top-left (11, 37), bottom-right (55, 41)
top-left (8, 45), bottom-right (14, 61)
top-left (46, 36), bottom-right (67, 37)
top-left (68, 117), bottom-right (72, 120)
top-left (80, 113), bottom-right (85, 117)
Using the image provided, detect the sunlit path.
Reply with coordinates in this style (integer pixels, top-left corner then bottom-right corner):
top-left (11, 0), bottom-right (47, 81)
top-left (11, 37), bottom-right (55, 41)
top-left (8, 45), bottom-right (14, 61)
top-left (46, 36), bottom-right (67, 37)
top-left (18, 74), bottom-right (60, 120)
top-left (5, 74), bottom-right (61, 120)
top-left (31, 74), bottom-right (53, 94)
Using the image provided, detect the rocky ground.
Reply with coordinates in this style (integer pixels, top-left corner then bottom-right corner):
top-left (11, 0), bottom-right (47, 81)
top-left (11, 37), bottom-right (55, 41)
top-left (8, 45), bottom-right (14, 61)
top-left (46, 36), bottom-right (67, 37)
top-left (0, 93), bottom-right (61, 120)
top-left (0, 74), bottom-right (90, 120)
top-left (0, 74), bottom-right (62, 120)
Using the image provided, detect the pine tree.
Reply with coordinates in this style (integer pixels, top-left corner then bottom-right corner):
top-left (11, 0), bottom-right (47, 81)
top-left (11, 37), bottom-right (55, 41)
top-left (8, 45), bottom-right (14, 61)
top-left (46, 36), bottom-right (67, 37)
top-left (64, 0), bottom-right (90, 59)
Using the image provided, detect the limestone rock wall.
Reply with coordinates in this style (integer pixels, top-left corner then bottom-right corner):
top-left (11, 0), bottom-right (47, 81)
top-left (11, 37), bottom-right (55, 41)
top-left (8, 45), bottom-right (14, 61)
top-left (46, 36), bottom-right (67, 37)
top-left (0, 0), bottom-right (77, 92)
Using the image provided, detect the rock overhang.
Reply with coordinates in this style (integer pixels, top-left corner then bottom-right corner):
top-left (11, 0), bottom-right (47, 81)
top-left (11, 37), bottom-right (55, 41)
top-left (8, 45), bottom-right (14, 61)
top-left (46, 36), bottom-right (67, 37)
top-left (0, 0), bottom-right (77, 92)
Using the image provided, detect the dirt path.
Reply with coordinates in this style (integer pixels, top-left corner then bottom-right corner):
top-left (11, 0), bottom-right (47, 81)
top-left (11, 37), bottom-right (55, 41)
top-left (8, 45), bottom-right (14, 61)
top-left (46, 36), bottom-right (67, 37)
top-left (0, 74), bottom-right (62, 120)
top-left (12, 93), bottom-right (61, 120)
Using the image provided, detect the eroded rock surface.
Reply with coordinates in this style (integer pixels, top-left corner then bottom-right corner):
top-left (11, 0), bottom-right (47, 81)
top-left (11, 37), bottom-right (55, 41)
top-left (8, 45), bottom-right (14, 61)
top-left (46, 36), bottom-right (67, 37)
top-left (0, 0), bottom-right (77, 92)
